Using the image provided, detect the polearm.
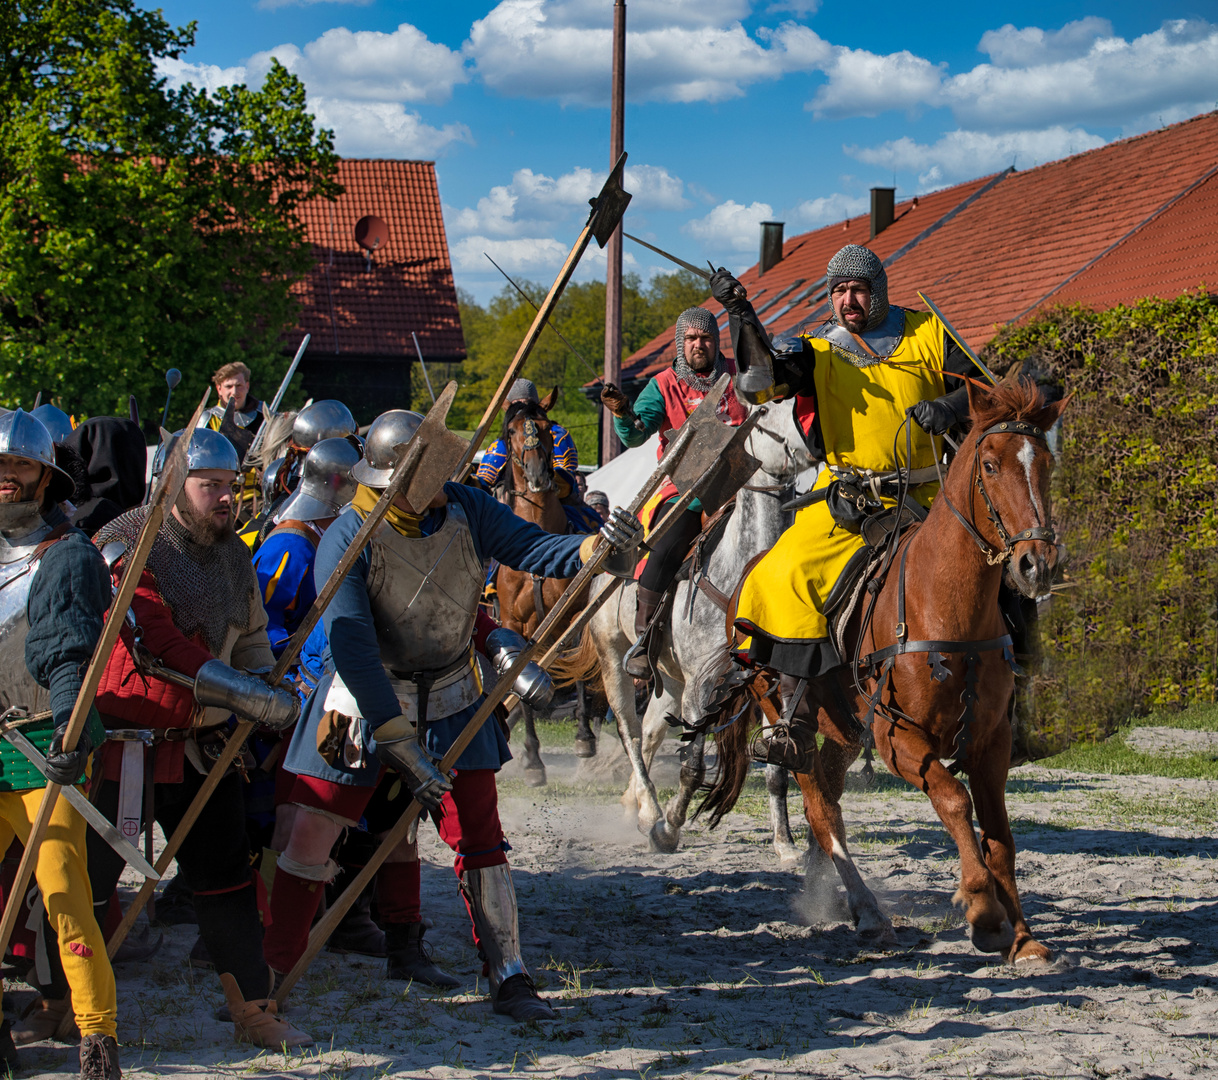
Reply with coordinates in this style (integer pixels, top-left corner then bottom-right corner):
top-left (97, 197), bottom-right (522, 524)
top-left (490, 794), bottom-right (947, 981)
top-left (246, 333), bottom-right (311, 459)
top-left (106, 382), bottom-right (461, 959)
top-left (0, 386), bottom-right (211, 963)
top-left (917, 292), bottom-right (999, 386)
top-left (453, 153), bottom-right (632, 482)
top-left (274, 378), bottom-right (746, 1005)
top-left (412, 332), bottom-right (436, 405)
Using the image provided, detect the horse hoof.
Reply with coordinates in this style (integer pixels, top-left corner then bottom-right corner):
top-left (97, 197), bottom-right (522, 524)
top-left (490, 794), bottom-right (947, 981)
top-left (524, 766), bottom-right (547, 788)
top-left (573, 736), bottom-right (597, 759)
top-left (1010, 938), bottom-right (1054, 966)
top-left (969, 918), bottom-right (1016, 955)
top-left (856, 910), bottom-right (896, 944)
top-left (649, 822), bottom-right (680, 853)
top-left (774, 841), bottom-right (802, 866)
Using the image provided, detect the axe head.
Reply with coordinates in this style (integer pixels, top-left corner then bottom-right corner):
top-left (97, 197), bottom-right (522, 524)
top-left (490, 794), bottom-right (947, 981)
top-left (588, 152), bottom-right (633, 249)
top-left (659, 373), bottom-right (741, 496)
top-left (396, 381), bottom-right (469, 512)
top-left (691, 424), bottom-right (762, 515)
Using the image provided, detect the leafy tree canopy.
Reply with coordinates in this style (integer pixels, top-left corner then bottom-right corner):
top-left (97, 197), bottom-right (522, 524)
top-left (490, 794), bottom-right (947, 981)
top-left (450, 269), bottom-right (708, 463)
top-left (0, 0), bottom-right (339, 429)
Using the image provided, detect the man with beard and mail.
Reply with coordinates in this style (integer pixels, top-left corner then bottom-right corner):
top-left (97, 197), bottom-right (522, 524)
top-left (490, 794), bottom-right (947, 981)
top-left (720, 244), bottom-right (976, 772)
top-left (85, 428), bottom-right (310, 1048)
top-left (598, 306), bottom-right (748, 677)
top-left (263, 409), bottom-right (643, 1022)
top-left (0, 410), bottom-right (120, 1079)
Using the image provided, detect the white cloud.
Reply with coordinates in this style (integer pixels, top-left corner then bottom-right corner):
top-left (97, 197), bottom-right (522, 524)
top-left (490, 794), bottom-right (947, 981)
top-left (249, 24), bottom-right (468, 104)
top-left (156, 57), bottom-right (247, 94)
top-left (979, 17), bottom-right (1113, 67)
top-left (807, 45), bottom-right (945, 119)
top-left (451, 236), bottom-right (570, 276)
top-left (257, 0), bottom-right (372, 10)
top-left (792, 192), bottom-right (868, 226)
top-left (846, 127), bottom-right (1107, 187)
top-left (767, 0), bottom-right (821, 13)
top-left (625, 165), bottom-right (690, 211)
top-left (466, 0), bottom-right (827, 105)
top-left (684, 200), bottom-right (774, 252)
top-left (310, 99), bottom-right (472, 158)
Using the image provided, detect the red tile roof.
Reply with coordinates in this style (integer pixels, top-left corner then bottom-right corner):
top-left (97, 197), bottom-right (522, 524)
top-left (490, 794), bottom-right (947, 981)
top-left (287, 159), bottom-right (464, 361)
top-left (622, 109), bottom-right (1218, 377)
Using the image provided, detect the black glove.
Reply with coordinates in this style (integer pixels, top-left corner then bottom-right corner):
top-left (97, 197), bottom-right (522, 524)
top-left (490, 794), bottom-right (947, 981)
top-left (709, 267), bottom-right (748, 316)
top-left (907, 386), bottom-right (970, 435)
top-left (45, 724), bottom-right (93, 786)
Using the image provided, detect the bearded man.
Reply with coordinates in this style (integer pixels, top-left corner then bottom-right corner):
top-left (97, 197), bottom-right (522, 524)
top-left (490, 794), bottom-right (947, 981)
top-left (0, 410), bottom-right (121, 1079)
top-left (721, 244), bottom-right (977, 771)
top-left (599, 307), bottom-right (748, 676)
top-left (86, 428), bottom-right (308, 1048)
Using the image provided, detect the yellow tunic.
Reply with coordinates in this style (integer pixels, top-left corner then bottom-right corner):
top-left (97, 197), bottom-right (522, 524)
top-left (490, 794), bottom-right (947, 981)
top-left (736, 310), bottom-right (947, 647)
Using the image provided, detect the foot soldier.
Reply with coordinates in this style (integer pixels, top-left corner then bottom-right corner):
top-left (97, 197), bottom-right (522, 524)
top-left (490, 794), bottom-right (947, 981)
top-left (198, 361), bottom-right (264, 433)
top-left (599, 307), bottom-right (747, 676)
top-left (264, 409), bottom-right (641, 1021)
top-left (0, 410), bottom-right (121, 1078)
top-left (725, 245), bottom-right (977, 771)
top-left (88, 428), bottom-right (310, 1048)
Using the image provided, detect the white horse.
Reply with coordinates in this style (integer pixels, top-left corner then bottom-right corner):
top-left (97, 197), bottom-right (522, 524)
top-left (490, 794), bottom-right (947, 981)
top-left (561, 398), bottom-right (818, 856)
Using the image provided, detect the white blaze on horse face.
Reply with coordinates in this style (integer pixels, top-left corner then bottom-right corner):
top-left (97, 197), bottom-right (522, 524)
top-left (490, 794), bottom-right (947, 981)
top-left (1017, 437), bottom-right (1044, 522)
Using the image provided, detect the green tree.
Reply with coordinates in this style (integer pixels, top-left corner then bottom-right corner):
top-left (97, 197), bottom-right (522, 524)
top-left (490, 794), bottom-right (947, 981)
top-left (0, 0), bottom-right (340, 428)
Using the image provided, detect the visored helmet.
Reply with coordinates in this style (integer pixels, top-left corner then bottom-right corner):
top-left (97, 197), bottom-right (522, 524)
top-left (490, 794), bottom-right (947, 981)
top-left (351, 410), bottom-right (423, 489)
top-left (276, 438), bottom-right (360, 523)
top-left (31, 404), bottom-right (73, 444)
top-left (0, 409), bottom-right (76, 501)
top-left (292, 400), bottom-right (357, 450)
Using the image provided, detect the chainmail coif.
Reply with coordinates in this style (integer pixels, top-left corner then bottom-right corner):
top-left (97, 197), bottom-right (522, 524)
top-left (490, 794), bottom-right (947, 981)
top-left (673, 307), bottom-right (725, 392)
top-left (826, 245), bottom-right (889, 331)
top-left (94, 505), bottom-right (257, 658)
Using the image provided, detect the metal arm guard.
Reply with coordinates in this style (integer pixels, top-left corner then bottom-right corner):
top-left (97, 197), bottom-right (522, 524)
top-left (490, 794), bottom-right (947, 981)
top-left (373, 713), bottom-right (452, 810)
top-left (598, 506), bottom-right (644, 578)
top-left (193, 660), bottom-right (301, 732)
top-left (485, 628), bottom-right (554, 708)
top-left (729, 307), bottom-right (782, 405)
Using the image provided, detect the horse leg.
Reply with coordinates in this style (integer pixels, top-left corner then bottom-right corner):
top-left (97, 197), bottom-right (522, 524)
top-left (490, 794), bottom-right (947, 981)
top-left (573, 680), bottom-right (597, 758)
top-left (968, 738), bottom-right (1052, 965)
top-left (616, 692), bottom-right (667, 833)
top-left (649, 732), bottom-right (704, 853)
top-left (765, 765), bottom-right (802, 865)
top-left (519, 702), bottom-right (546, 787)
top-left (879, 728), bottom-right (1014, 955)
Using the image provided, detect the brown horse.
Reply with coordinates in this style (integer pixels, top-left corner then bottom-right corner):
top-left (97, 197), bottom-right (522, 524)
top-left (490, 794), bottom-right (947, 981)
top-left (494, 391), bottom-right (591, 784)
top-left (700, 377), bottom-right (1068, 965)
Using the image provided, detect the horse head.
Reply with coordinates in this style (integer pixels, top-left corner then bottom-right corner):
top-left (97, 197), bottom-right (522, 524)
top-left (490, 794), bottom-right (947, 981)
top-left (502, 396), bottom-right (557, 494)
top-left (744, 397), bottom-right (820, 488)
top-left (955, 378), bottom-right (1069, 600)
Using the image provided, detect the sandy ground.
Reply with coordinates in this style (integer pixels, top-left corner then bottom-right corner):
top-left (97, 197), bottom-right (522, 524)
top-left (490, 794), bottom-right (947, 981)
top-left (8, 734), bottom-right (1218, 1079)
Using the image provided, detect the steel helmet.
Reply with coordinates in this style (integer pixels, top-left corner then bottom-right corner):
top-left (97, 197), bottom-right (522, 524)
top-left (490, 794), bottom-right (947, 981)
top-left (351, 410), bottom-right (423, 489)
top-left (31, 404), bottom-right (73, 444)
top-left (292, 400), bottom-right (357, 450)
top-left (275, 438), bottom-right (360, 523)
top-left (151, 427), bottom-right (240, 479)
top-left (0, 409), bottom-right (76, 501)
top-left (261, 457), bottom-right (285, 504)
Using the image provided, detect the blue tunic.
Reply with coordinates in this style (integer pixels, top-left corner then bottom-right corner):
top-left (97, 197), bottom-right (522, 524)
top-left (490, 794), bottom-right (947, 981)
top-left (282, 482), bottom-right (588, 786)
top-left (251, 525), bottom-right (319, 654)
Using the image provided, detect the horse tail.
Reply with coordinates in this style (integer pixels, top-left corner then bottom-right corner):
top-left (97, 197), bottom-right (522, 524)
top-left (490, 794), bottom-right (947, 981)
top-left (547, 620), bottom-right (602, 692)
top-left (693, 688), bottom-right (754, 829)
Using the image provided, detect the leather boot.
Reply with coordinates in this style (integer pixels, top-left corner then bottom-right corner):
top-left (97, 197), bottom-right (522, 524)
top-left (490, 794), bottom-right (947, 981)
top-left (624, 587), bottom-right (664, 678)
top-left (326, 877), bottom-right (386, 958)
top-left (78, 1033), bottom-right (120, 1080)
top-left (459, 864), bottom-right (556, 1021)
top-left (385, 923), bottom-right (460, 989)
top-left (12, 995), bottom-right (74, 1044)
top-left (750, 674), bottom-right (820, 772)
top-left (220, 972), bottom-right (313, 1049)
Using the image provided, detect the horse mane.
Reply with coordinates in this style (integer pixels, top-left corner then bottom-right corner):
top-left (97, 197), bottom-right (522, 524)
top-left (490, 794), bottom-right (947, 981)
top-left (499, 399), bottom-right (549, 445)
top-left (967, 376), bottom-right (1058, 433)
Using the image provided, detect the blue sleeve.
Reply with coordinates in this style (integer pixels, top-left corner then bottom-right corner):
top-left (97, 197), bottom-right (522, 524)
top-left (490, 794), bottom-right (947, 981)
top-left (552, 424), bottom-right (578, 470)
top-left (612, 377), bottom-right (666, 447)
top-left (443, 483), bottom-right (587, 578)
top-left (314, 511), bottom-right (400, 727)
top-left (251, 532), bottom-right (315, 651)
top-left (474, 439), bottom-right (507, 484)
top-left (26, 531), bottom-right (110, 729)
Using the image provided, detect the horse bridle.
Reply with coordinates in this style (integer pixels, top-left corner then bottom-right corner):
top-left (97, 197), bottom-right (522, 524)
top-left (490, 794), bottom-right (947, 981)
top-left (933, 419), bottom-right (1056, 567)
top-left (509, 417), bottom-right (555, 494)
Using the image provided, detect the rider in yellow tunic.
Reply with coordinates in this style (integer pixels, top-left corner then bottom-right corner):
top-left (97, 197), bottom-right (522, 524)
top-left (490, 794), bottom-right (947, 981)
top-left (716, 244), bottom-right (976, 772)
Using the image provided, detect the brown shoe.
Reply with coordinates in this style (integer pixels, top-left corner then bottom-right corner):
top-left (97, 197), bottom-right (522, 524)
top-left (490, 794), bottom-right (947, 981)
top-left (219, 973), bottom-right (313, 1049)
top-left (78, 1033), bottom-right (120, 1079)
top-left (13, 996), bottom-right (75, 1045)
top-left (750, 722), bottom-right (818, 772)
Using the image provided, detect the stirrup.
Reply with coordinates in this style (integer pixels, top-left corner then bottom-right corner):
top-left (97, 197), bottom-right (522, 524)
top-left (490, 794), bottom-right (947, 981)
top-left (622, 633), bottom-right (650, 677)
top-left (750, 723), bottom-right (816, 772)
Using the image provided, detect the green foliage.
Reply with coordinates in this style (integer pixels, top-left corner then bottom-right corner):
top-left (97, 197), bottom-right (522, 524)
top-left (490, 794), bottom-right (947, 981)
top-left (987, 291), bottom-right (1218, 751)
top-left (453, 271), bottom-right (708, 463)
top-left (0, 0), bottom-right (340, 428)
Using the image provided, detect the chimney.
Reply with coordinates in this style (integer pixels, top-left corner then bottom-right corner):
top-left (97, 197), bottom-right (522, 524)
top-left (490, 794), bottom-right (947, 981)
top-left (759, 221), bottom-right (784, 275)
top-left (870, 188), bottom-right (895, 239)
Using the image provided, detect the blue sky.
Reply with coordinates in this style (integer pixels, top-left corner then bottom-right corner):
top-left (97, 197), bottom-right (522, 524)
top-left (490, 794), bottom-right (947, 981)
top-left (156, 0), bottom-right (1218, 302)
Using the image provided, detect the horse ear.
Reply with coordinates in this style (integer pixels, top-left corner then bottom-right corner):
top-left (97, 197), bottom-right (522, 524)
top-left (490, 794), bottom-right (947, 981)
top-left (540, 386), bottom-right (560, 412)
top-left (964, 376), bottom-right (992, 418)
top-left (1035, 392), bottom-right (1071, 432)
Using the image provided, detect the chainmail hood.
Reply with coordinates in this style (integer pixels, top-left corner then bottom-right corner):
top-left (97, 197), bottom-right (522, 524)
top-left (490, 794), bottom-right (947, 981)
top-left (673, 307), bottom-right (725, 392)
top-left (826, 245), bottom-right (889, 331)
top-left (94, 505), bottom-right (257, 658)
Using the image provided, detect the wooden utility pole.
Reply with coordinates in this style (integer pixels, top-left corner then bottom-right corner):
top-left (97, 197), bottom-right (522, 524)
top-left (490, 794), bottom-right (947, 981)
top-left (601, 0), bottom-right (626, 464)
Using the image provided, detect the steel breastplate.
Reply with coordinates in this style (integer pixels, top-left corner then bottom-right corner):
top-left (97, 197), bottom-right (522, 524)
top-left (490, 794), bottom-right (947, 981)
top-left (365, 503), bottom-right (483, 675)
top-left (0, 517), bottom-right (55, 716)
top-left (812, 306), bottom-right (907, 364)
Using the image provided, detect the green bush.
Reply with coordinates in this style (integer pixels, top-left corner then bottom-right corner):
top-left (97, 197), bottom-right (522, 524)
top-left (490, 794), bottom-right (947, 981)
top-left (986, 291), bottom-right (1218, 753)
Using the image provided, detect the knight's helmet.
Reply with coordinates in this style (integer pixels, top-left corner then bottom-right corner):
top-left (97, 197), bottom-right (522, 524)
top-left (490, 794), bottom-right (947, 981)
top-left (261, 457), bottom-right (286, 505)
top-left (352, 410), bottom-right (424, 490)
top-left (151, 427), bottom-right (240, 480)
top-left (291, 399), bottom-right (357, 450)
top-left (30, 404), bottom-right (73, 444)
top-left (275, 438), bottom-right (360, 523)
top-left (0, 409), bottom-right (75, 502)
